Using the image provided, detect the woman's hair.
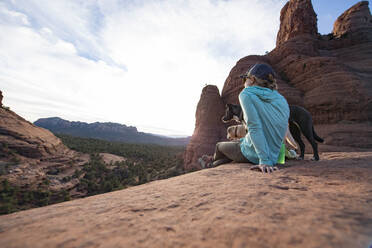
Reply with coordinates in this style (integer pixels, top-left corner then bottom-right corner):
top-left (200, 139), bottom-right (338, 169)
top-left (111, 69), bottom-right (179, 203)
top-left (246, 63), bottom-right (278, 90)
top-left (251, 74), bottom-right (278, 90)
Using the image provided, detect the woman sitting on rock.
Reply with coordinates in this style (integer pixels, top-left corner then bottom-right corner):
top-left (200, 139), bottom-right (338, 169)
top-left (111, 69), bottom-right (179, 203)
top-left (203, 63), bottom-right (289, 173)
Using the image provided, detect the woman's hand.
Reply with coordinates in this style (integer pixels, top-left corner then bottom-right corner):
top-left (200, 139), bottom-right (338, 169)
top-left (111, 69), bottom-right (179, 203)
top-left (250, 164), bottom-right (279, 173)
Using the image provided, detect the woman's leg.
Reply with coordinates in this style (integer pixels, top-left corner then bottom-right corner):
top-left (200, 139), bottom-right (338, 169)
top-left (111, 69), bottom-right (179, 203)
top-left (213, 141), bottom-right (250, 166)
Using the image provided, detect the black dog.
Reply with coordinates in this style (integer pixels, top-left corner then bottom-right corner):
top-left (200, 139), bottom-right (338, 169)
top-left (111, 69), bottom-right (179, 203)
top-left (222, 104), bottom-right (324, 161)
top-left (221, 103), bottom-right (245, 124)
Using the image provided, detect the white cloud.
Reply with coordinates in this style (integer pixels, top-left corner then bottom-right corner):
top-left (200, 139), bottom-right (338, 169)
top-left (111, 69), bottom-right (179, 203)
top-left (0, 0), bottom-right (285, 136)
top-left (0, 2), bottom-right (30, 26)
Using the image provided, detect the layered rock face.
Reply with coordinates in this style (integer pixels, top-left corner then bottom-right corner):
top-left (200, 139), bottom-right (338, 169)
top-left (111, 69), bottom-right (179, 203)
top-left (0, 91), bottom-right (88, 194)
top-left (184, 1), bottom-right (372, 170)
top-left (270, 0), bottom-right (372, 124)
top-left (184, 85), bottom-right (226, 170)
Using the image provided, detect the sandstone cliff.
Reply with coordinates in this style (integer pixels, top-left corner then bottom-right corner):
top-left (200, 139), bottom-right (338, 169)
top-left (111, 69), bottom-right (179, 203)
top-left (0, 91), bottom-right (87, 193)
top-left (0, 106), bottom-right (70, 160)
top-left (1, 152), bottom-right (372, 248)
top-left (184, 0), bottom-right (372, 170)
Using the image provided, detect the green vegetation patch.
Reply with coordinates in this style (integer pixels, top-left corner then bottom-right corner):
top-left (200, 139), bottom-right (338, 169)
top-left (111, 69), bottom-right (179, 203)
top-left (0, 135), bottom-right (186, 215)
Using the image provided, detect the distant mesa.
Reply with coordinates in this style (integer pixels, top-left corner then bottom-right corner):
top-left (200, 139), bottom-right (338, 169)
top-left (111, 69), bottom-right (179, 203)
top-left (34, 117), bottom-right (190, 147)
top-left (184, 0), bottom-right (372, 170)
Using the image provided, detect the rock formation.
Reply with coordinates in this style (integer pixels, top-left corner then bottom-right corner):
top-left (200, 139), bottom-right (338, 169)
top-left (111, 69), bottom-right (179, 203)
top-left (1, 152), bottom-right (372, 247)
top-left (184, 0), bottom-right (372, 170)
top-left (0, 91), bottom-right (87, 192)
top-left (333, 1), bottom-right (372, 38)
top-left (184, 85), bottom-right (226, 170)
top-left (276, 0), bottom-right (318, 46)
top-left (269, 0), bottom-right (372, 124)
top-left (0, 106), bottom-right (70, 160)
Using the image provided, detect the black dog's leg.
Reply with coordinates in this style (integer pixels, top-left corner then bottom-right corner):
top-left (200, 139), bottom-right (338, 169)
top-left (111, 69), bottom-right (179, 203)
top-left (302, 126), bottom-right (320, 161)
top-left (298, 120), bottom-right (320, 161)
top-left (289, 122), bottom-right (305, 160)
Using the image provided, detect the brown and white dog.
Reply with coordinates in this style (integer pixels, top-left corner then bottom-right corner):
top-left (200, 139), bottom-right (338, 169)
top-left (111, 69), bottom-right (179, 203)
top-left (226, 124), bottom-right (247, 140)
top-left (226, 123), bottom-right (297, 151)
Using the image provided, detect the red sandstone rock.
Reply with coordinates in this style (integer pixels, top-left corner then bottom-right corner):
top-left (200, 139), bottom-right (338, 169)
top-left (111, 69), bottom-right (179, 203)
top-left (333, 1), bottom-right (372, 38)
top-left (276, 0), bottom-right (318, 47)
top-left (1, 152), bottom-right (372, 248)
top-left (0, 107), bottom-right (70, 159)
top-left (270, 1), bottom-right (372, 124)
top-left (184, 85), bottom-right (226, 171)
top-left (0, 93), bottom-right (89, 193)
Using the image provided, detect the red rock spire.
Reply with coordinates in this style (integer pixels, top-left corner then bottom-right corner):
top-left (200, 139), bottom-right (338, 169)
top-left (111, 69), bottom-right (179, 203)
top-left (276, 0), bottom-right (318, 46)
top-left (184, 85), bottom-right (226, 170)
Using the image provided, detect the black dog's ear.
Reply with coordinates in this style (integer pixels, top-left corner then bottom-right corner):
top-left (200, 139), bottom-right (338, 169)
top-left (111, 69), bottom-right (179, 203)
top-left (226, 103), bottom-right (232, 108)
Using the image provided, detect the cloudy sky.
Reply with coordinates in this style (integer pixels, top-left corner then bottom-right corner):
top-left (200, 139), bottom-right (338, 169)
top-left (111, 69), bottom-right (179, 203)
top-left (0, 0), bottom-right (369, 136)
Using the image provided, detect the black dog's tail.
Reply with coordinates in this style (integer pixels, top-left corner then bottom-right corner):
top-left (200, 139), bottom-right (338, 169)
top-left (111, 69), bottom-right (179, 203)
top-left (312, 127), bottom-right (324, 143)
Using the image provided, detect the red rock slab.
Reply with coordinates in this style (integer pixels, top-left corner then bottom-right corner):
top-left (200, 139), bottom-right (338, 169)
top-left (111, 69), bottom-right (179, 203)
top-left (1, 152), bottom-right (372, 248)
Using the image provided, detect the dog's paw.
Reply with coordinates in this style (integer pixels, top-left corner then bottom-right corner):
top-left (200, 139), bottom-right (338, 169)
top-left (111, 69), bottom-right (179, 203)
top-left (197, 158), bottom-right (206, 168)
top-left (311, 157), bottom-right (320, 161)
top-left (198, 155), bottom-right (214, 169)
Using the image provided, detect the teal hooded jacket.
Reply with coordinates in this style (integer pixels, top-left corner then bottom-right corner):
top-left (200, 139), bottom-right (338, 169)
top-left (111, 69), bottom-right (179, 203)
top-left (239, 86), bottom-right (289, 166)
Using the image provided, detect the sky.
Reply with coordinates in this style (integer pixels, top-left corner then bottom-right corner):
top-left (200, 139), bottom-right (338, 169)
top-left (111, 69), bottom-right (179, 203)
top-left (0, 0), bottom-right (370, 137)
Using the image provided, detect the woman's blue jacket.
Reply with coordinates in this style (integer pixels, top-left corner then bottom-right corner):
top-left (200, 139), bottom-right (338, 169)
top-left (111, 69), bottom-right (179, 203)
top-left (239, 86), bottom-right (289, 166)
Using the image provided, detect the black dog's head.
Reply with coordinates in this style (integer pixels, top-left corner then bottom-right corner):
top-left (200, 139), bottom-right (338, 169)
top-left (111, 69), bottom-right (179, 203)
top-left (221, 104), bottom-right (243, 123)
